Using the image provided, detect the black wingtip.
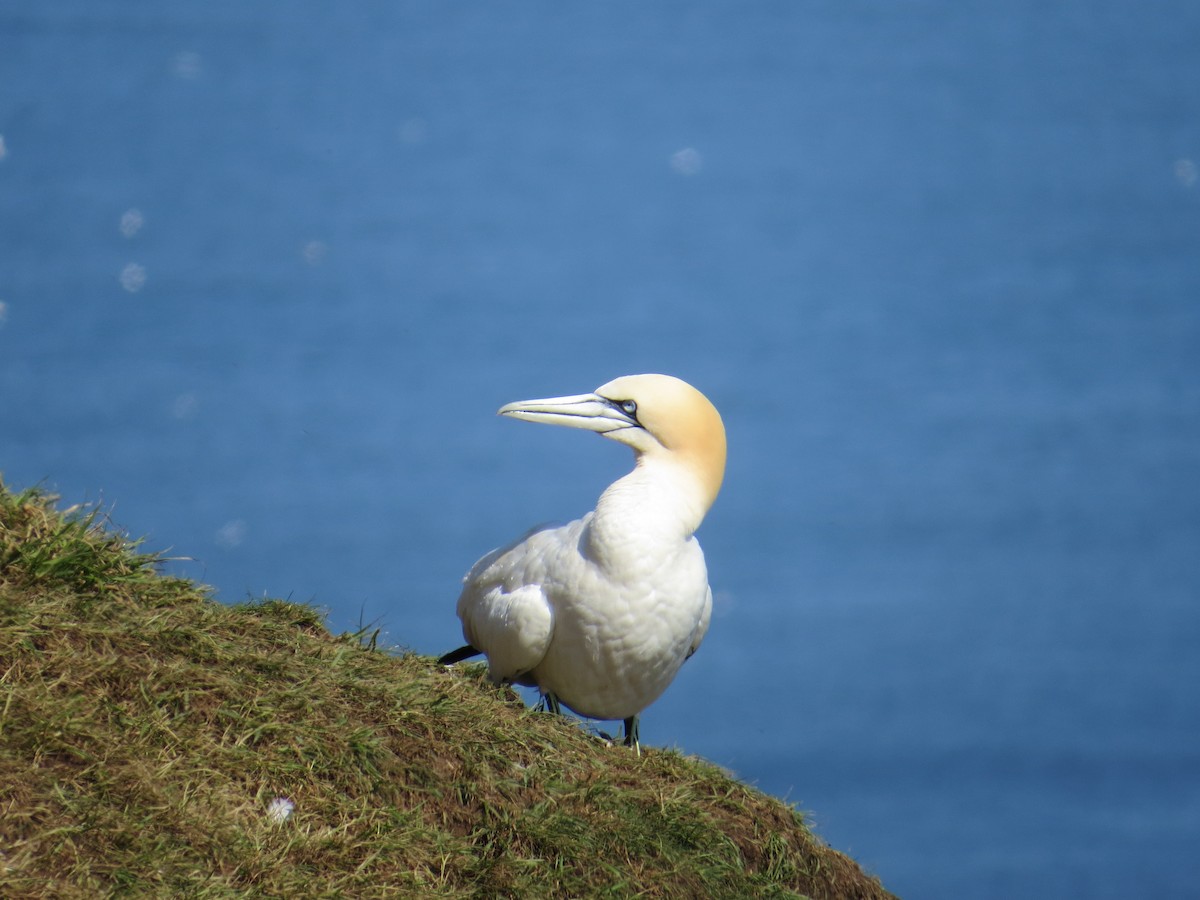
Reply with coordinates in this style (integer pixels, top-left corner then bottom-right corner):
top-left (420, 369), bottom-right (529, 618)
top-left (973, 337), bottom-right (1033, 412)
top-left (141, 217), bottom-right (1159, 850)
top-left (437, 644), bottom-right (482, 666)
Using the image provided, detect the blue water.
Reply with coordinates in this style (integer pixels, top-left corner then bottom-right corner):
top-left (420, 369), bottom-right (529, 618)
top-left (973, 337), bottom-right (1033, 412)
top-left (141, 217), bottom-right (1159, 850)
top-left (3, 3), bottom-right (1199, 896)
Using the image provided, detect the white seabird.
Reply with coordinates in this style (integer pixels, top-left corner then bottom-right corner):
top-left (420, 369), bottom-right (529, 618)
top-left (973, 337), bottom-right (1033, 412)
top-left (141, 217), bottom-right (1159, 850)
top-left (439, 374), bottom-right (726, 751)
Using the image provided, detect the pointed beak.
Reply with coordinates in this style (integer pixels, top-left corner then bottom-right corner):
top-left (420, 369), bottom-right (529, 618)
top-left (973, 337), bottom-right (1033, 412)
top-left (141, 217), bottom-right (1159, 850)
top-left (498, 392), bottom-right (638, 434)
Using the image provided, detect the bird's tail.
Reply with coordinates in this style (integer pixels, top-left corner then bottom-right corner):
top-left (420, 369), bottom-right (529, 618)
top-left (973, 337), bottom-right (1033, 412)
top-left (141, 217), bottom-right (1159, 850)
top-left (437, 644), bottom-right (482, 666)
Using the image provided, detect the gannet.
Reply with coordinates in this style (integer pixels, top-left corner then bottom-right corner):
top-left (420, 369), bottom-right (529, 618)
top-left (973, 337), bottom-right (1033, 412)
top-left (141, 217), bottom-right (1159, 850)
top-left (439, 374), bottom-right (726, 751)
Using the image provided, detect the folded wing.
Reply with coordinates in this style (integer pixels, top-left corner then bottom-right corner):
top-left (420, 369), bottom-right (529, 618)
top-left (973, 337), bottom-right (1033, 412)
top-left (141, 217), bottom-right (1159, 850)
top-left (458, 582), bottom-right (554, 683)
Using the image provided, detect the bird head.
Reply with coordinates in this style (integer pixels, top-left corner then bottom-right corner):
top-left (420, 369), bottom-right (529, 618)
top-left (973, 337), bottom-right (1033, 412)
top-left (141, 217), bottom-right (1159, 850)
top-left (498, 374), bottom-right (726, 513)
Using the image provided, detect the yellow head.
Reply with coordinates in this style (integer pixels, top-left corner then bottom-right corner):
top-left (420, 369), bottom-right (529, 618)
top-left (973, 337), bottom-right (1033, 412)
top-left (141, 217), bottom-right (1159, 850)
top-left (499, 374), bottom-right (726, 514)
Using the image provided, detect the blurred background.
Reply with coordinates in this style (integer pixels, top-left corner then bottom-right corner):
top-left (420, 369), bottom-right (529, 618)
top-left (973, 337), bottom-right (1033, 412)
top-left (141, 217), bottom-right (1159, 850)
top-left (3, 2), bottom-right (1198, 896)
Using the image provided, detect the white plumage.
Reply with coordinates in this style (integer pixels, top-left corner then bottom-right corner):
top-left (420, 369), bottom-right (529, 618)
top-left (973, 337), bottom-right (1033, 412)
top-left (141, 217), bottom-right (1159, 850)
top-left (442, 374), bottom-right (726, 749)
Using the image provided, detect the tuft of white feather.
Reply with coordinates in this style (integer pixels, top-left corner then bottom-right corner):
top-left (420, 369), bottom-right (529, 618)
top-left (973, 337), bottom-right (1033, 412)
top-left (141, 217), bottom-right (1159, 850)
top-left (266, 797), bottom-right (294, 824)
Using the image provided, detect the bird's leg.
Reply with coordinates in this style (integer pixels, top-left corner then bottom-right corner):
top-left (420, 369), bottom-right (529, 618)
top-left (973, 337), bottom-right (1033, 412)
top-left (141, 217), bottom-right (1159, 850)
top-left (542, 692), bottom-right (562, 716)
top-left (623, 715), bottom-right (640, 755)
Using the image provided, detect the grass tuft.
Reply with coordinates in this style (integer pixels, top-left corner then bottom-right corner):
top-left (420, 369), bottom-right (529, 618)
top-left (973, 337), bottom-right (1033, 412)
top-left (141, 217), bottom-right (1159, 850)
top-left (0, 478), bottom-right (895, 898)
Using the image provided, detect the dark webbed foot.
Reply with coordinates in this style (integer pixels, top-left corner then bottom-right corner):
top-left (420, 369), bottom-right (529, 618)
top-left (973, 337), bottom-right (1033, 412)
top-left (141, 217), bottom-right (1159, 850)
top-left (623, 715), bottom-right (640, 754)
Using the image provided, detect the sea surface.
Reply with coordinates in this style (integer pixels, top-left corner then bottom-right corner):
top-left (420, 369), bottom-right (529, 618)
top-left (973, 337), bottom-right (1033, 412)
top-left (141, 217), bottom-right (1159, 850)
top-left (3, 3), bottom-right (1198, 896)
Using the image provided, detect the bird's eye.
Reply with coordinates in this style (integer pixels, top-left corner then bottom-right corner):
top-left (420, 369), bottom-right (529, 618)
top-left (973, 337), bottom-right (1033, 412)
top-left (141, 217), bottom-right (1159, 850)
top-left (619, 399), bottom-right (638, 417)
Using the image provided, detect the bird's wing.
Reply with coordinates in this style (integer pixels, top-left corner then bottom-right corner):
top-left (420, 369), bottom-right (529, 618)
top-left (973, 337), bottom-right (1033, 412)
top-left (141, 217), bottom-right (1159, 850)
top-left (455, 517), bottom-right (589, 683)
top-left (686, 585), bottom-right (713, 661)
top-left (458, 582), bottom-right (554, 683)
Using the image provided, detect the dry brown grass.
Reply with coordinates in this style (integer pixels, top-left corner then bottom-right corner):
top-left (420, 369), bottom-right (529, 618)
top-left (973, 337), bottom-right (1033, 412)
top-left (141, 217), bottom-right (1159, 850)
top-left (0, 479), bottom-right (895, 898)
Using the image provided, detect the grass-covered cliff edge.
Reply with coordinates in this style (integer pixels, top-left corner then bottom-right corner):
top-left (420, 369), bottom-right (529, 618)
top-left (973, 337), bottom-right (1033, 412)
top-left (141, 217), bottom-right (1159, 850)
top-left (0, 480), bottom-right (894, 899)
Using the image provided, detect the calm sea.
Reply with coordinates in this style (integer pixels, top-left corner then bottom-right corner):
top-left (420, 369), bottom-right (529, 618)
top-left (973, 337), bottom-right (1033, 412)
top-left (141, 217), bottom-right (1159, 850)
top-left (3, 2), bottom-right (1198, 896)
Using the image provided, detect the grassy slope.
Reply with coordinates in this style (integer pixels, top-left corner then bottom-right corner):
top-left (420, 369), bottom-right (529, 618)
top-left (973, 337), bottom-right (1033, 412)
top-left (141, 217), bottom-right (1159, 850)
top-left (0, 481), bottom-right (895, 899)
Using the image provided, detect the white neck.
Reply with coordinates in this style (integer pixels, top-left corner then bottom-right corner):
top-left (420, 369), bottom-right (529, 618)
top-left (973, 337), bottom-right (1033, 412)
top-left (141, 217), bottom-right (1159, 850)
top-left (584, 455), bottom-right (710, 571)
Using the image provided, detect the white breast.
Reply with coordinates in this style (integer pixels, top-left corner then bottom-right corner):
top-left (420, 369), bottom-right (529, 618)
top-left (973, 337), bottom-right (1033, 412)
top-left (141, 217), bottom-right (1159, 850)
top-left (456, 507), bottom-right (713, 721)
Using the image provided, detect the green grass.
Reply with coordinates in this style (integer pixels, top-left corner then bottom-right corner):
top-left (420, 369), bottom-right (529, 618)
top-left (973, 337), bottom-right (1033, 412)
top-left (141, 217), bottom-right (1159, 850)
top-left (0, 479), bottom-right (895, 899)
